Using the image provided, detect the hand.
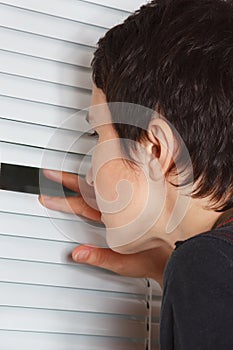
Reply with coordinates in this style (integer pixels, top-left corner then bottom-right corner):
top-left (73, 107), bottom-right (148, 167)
top-left (72, 243), bottom-right (172, 288)
top-left (39, 170), bottom-right (172, 287)
top-left (39, 169), bottom-right (101, 221)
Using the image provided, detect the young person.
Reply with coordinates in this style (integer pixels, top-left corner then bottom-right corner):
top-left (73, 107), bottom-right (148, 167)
top-left (39, 0), bottom-right (233, 348)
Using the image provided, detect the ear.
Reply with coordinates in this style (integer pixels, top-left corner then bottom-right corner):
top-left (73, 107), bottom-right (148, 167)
top-left (147, 117), bottom-right (174, 181)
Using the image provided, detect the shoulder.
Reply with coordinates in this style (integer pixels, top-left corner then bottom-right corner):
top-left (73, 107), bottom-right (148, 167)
top-left (164, 228), bottom-right (233, 291)
top-left (161, 227), bottom-right (233, 349)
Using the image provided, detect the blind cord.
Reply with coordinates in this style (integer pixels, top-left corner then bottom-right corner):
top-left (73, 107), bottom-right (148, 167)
top-left (145, 278), bottom-right (153, 350)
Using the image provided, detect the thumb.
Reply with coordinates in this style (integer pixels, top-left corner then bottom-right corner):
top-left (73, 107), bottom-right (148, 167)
top-left (72, 245), bottom-right (127, 276)
top-left (72, 244), bottom-right (172, 287)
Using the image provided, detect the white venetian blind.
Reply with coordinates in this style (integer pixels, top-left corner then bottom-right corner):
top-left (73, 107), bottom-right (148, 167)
top-left (0, 1), bottom-right (162, 349)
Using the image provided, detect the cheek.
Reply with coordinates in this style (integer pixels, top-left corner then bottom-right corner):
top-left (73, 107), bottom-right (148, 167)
top-left (90, 136), bottom-right (150, 228)
top-left (94, 160), bottom-right (149, 228)
top-left (94, 161), bottom-right (119, 202)
top-left (94, 160), bottom-right (134, 215)
top-left (91, 137), bottom-right (130, 206)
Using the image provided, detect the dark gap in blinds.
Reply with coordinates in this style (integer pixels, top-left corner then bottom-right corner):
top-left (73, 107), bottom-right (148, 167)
top-left (0, 163), bottom-right (76, 196)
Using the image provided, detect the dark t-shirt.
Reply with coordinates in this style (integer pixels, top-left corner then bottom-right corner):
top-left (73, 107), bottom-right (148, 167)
top-left (160, 211), bottom-right (233, 350)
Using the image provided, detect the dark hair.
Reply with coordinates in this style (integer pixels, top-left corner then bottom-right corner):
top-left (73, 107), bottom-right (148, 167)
top-left (92, 0), bottom-right (233, 211)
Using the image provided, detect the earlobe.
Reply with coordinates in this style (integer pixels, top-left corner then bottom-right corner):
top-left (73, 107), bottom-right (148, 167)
top-left (149, 158), bottom-right (165, 182)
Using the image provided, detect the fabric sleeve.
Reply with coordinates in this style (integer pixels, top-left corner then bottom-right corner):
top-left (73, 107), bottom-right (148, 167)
top-left (160, 235), bottom-right (233, 350)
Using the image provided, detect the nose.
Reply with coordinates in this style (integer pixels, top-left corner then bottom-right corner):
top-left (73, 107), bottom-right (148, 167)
top-left (85, 167), bottom-right (94, 186)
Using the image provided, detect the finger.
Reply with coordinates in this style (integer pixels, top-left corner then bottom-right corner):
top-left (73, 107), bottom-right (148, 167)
top-left (72, 245), bottom-right (132, 276)
top-left (72, 244), bottom-right (172, 287)
top-left (72, 245), bottom-right (154, 277)
top-left (42, 169), bottom-right (81, 193)
top-left (39, 195), bottom-right (101, 222)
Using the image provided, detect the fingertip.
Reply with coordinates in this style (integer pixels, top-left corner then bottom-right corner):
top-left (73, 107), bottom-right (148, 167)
top-left (38, 194), bottom-right (52, 207)
top-left (72, 245), bottom-right (97, 263)
top-left (38, 194), bottom-right (43, 205)
top-left (43, 169), bottom-right (62, 181)
top-left (72, 247), bottom-right (79, 261)
top-left (42, 168), bottom-right (52, 177)
top-left (73, 250), bottom-right (90, 262)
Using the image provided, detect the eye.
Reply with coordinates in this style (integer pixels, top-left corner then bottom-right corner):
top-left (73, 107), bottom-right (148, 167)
top-left (89, 130), bottom-right (98, 138)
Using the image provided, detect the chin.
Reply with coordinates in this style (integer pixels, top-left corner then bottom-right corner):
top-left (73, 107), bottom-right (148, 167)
top-left (106, 230), bottom-right (164, 254)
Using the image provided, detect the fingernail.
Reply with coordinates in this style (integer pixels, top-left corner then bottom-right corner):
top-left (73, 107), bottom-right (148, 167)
top-left (73, 246), bottom-right (96, 262)
top-left (73, 250), bottom-right (89, 262)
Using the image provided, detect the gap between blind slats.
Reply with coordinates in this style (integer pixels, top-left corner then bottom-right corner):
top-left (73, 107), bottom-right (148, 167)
top-left (0, 27), bottom-right (94, 67)
top-left (0, 50), bottom-right (92, 90)
top-left (0, 119), bottom-right (95, 154)
top-left (0, 142), bottom-right (91, 173)
top-left (0, 0), bottom-right (127, 29)
top-left (0, 4), bottom-right (106, 47)
top-left (0, 330), bottom-right (146, 350)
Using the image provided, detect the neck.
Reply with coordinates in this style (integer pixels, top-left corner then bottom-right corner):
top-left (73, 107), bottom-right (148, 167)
top-left (179, 198), bottom-right (222, 241)
top-left (149, 182), bottom-right (224, 249)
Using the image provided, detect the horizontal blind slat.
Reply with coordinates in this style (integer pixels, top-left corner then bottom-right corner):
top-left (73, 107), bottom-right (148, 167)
top-left (1, 142), bottom-right (91, 173)
top-left (0, 279), bottom-right (160, 320)
top-left (0, 282), bottom-right (147, 316)
top-left (0, 234), bottom-right (85, 265)
top-left (0, 306), bottom-right (147, 338)
top-left (0, 96), bottom-right (88, 132)
top-left (0, 4), bottom-right (106, 47)
top-left (0, 0), bottom-right (127, 29)
top-left (0, 50), bottom-right (92, 90)
top-left (0, 258), bottom-right (148, 294)
top-left (0, 330), bottom-right (146, 350)
top-left (80, 0), bottom-right (146, 12)
top-left (0, 190), bottom-right (86, 221)
top-left (0, 73), bottom-right (91, 109)
top-left (0, 27), bottom-right (94, 67)
top-left (0, 119), bottom-right (95, 154)
top-left (0, 212), bottom-right (106, 245)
